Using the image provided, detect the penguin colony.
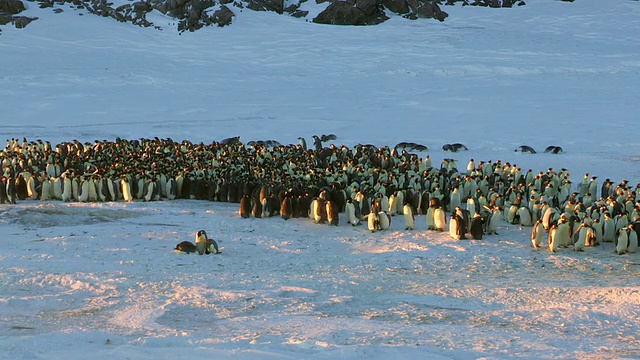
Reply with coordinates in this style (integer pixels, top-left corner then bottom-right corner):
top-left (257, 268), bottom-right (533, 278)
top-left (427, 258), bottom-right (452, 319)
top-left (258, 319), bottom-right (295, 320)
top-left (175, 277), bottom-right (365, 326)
top-left (1, 137), bottom-right (638, 255)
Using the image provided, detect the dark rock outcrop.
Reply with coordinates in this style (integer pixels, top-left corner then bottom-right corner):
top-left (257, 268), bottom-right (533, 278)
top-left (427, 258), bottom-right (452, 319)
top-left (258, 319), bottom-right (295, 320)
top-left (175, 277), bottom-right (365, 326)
top-left (313, 0), bottom-right (389, 25)
top-left (0, 0), bottom-right (527, 33)
top-left (209, 4), bottom-right (234, 26)
top-left (0, 0), bottom-right (25, 14)
top-left (245, 0), bottom-right (283, 13)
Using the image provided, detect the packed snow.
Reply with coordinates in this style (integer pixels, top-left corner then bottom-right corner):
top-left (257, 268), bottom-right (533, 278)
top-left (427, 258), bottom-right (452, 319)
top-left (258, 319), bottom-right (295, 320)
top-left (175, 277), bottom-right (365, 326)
top-left (1, 0), bottom-right (640, 359)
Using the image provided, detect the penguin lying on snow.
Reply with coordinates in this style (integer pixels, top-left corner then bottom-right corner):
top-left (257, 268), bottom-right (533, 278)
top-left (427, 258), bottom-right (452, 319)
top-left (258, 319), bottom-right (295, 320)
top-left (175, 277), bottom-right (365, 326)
top-left (442, 143), bottom-right (468, 152)
top-left (175, 230), bottom-right (222, 254)
top-left (544, 145), bottom-right (563, 154)
top-left (514, 145), bottom-right (536, 154)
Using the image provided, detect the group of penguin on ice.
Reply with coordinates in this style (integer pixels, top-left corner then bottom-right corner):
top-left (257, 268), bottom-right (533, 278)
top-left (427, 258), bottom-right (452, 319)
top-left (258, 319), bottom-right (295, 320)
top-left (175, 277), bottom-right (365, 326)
top-left (0, 135), bottom-right (637, 255)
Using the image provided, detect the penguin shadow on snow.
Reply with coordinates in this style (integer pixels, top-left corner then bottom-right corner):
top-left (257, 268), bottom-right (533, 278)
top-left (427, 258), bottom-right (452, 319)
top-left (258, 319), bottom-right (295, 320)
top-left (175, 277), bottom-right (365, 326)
top-left (175, 229), bottom-right (222, 254)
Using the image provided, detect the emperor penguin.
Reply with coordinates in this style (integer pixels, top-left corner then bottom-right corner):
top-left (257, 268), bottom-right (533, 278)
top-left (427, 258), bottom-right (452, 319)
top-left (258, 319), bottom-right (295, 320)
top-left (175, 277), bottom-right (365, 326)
top-left (469, 213), bottom-right (484, 240)
top-left (281, 195), bottom-right (293, 220)
top-left (40, 177), bottom-right (52, 200)
top-left (345, 199), bottom-right (360, 226)
top-left (505, 204), bottom-right (518, 225)
top-left (426, 204), bottom-right (437, 230)
top-left (615, 228), bottom-right (628, 255)
top-left (195, 229), bottom-right (209, 255)
top-left (166, 178), bottom-right (177, 200)
top-left (433, 207), bottom-right (446, 232)
top-left (143, 179), bottom-right (157, 202)
top-left (121, 177), bottom-right (133, 203)
top-left (378, 211), bottom-right (391, 230)
top-left (388, 193), bottom-right (397, 215)
top-left (175, 241), bottom-right (197, 253)
top-left (531, 219), bottom-right (545, 249)
top-left (78, 177), bottom-right (91, 202)
top-left (61, 173), bottom-right (73, 202)
top-left (592, 218), bottom-right (603, 245)
top-left (312, 135), bottom-right (322, 151)
top-left (368, 210), bottom-right (380, 232)
top-left (485, 207), bottom-right (502, 235)
top-left (615, 212), bottom-right (629, 233)
top-left (548, 224), bottom-right (559, 252)
top-left (298, 137), bottom-right (307, 151)
top-left (25, 173), bottom-right (38, 200)
top-left (311, 197), bottom-right (327, 224)
top-left (542, 207), bottom-right (560, 231)
top-left (326, 200), bottom-right (339, 226)
top-left (573, 223), bottom-right (590, 251)
top-left (195, 229), bottom-right (221, 255)
top-left (379, 194), bottom-right (389, 216)
top-left (239, 194), bottom-right (252, 218)
top-left (518, 206), bottom-right (533, 226)
top-left (551, 216), bottom-right (571, 250)
top-left (448, 212), bottom-right (465, 240)
top-left (627, 224), bottom-right (638, 253)
top-left (602, 212), bottom-right (615, 242)
top-left (449, 187), bottom-right (462, 213)
top-left (403, 203), bottom-right (415, 230)
top-left (395, 190), bottom-right (405, 215)
top-left (51, 176), bottom-right (63, 200)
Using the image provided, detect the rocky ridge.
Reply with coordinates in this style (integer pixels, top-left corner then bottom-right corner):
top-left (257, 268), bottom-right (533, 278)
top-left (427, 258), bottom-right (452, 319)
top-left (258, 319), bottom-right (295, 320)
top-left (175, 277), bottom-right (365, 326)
top-left (0, 0), bottom-right (525, 33)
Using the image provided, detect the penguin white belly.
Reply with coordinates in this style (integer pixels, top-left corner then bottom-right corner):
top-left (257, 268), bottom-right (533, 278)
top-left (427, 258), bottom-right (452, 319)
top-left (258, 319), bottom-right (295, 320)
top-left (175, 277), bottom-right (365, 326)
top-left (367, 212), bottom-right (379, 232)
top-left (487, 209), bottom-right (501, 235)
top-left (378, 211), bottom-right (390, 230)
top-left (78, 180), bottom-right (90, 202)
top-left (346, 202), bottom-right (359, 226)
top-left (403, 204), bottom-right (415, 230)
top-left (518, 207), bottom-right (532, 226)
top-left (615, 230), bottom-right (628, 255)
top-left (88, 180), bottom-right (98, 202)
top-left (449, 215), bottom-right (461, 240)
top-left (574, 226), bottom-right (586, 251)
top-left (121, 179), bottom-right (133, 203)
top-left (388, 194), bottom-right (396, 215)
top-left (531, 221), bottom-right (545, 249)
top-left (40, 179), bottom-right (52, 200)
top-left (61, 177), bottom-right (72, 202)
top-left (426, 207), bottom-right (436, 230)
top-left (433, 208), bottom-right (446, 231)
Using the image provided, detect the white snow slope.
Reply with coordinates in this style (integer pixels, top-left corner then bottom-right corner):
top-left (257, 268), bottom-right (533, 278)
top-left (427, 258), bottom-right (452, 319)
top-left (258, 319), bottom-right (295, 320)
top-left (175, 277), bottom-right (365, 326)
top-left (1, 0), bottom-right (639, 359)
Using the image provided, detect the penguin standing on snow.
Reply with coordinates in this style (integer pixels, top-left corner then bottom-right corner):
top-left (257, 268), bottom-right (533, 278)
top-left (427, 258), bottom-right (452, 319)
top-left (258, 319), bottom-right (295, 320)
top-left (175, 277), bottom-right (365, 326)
top-left (345, 199), bottom-right (360, 226)
top-left (326, 200), bottom-right (339, 226)
top-left (469, 213), bottom-right (484, 240)
top-left (433, 206), bottom-right (446, 232)
top-left (368, 203), bottom-right (380, 232)
top-left (615, 228), bottom-right (628, 255)
top-left (449, 212), bottom-right (465, 240)
top-left (378, 210), bottom-right (391, 230)
top-left (485, 206), bottom-right (502, 235)
top-left (531, 219), bottom-right (545, 249)
top-left (239, 194), bottom-right (252, 218)
top-left (403, 202), bottom-right (415, 230)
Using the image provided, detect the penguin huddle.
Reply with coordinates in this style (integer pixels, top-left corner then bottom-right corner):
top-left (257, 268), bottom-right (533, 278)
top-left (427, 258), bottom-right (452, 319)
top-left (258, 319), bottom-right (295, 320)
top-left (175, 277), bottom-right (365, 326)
top-left (2, 136), bottom-right (638, 257)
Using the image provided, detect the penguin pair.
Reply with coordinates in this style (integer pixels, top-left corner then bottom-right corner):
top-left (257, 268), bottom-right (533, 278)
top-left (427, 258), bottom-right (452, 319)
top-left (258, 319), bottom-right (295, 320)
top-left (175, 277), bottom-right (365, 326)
top-left (175, 230), bottom-right (221, 254)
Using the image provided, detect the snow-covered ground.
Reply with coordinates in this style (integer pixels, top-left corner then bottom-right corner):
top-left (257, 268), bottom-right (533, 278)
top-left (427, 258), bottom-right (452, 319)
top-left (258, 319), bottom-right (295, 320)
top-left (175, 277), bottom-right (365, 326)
top-left (1, 0), bottom-right (640, 359)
